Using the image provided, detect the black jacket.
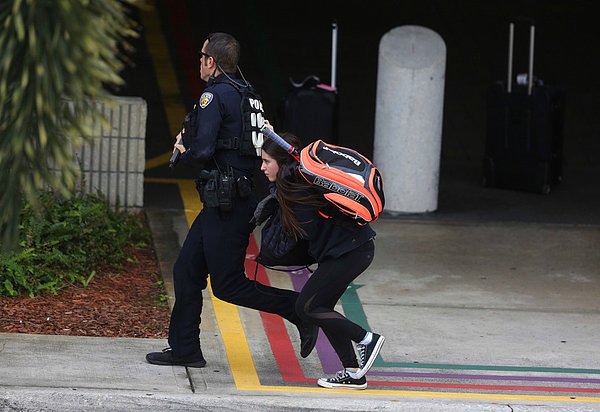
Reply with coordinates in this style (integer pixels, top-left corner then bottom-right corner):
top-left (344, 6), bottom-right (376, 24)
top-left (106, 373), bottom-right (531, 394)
top-left (294, 203), bottom-right (376, 262)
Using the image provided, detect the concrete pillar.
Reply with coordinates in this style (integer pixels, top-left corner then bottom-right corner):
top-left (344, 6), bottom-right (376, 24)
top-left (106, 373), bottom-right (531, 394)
top-left (374, 26), bottom-right (446, 214)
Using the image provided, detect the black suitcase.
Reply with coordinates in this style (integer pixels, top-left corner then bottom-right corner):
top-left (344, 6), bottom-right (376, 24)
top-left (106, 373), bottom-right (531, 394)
top-left (277, 22), bottom-right (338, 146)
top-left (483, 22), bottom-right (565, 195)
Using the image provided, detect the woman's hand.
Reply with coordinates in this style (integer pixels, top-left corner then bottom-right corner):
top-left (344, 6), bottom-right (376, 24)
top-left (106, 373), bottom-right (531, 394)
top-left (263, 119), bottom-right (274, 132)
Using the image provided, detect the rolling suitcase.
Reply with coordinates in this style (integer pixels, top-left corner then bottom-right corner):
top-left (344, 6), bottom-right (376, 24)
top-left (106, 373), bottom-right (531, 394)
top-left (277, 22), bottom-right (339, 146)
top-left (483, 21), bottom-right (565, 195)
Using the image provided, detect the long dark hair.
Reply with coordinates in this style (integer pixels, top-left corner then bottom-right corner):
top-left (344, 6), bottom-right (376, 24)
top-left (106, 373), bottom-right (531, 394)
top-left (262, 133), bottom-right (328, 239)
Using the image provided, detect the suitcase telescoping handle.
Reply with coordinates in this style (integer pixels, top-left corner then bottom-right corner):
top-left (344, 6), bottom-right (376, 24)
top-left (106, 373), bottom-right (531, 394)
top-left (331, 21), bottom-right (338, 90)
top-left (507, 20), bottom-right (535, 95)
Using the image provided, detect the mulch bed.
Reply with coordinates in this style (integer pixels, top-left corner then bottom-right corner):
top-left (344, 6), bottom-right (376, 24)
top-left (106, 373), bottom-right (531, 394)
top-left (0, 246), bottom-right (170, 339)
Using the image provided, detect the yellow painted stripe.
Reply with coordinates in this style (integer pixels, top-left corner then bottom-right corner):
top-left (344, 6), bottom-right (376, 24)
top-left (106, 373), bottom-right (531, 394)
top-left (210, 296), bottom-right (262, 388)
top-left (139, 1), bottom-right (186, 169)
top-left (241, 386), bottom-right (600, 402)
top-left (145, 151), bottom-right (174, 171)
top-left (177, 179), bottom-right (203, 227)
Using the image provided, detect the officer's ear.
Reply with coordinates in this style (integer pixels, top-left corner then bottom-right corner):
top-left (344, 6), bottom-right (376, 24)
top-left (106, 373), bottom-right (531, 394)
top-left (207, 55), bottom-right (216, 69)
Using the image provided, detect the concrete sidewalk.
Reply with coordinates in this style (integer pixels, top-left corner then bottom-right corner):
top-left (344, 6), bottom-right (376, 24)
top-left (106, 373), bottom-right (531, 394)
top-left (2, 207), bottom-right (600, 411)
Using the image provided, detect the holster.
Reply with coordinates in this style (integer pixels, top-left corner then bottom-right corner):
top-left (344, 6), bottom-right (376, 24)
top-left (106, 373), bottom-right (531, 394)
top-left (196, 167), bottom-right (238, 212)
top-left (196, 167), bottom-right (253, 212)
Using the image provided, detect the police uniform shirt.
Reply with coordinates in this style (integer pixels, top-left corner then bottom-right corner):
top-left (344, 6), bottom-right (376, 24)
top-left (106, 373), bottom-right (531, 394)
top-left (179, 74), bottom-right (256, 178)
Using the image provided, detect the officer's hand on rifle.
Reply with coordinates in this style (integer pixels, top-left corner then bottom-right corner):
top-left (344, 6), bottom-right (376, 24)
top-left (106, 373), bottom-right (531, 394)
top-left (169, 132), bottom-right (186, 168)
top-left (174, 131), bottom-right (186, 153)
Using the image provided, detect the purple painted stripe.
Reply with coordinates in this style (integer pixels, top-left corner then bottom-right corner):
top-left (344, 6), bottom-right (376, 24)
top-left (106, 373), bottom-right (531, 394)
top-left (290, 269), bottom-right (341, 374)
top-left (369, 370), bottom-right (600, 384)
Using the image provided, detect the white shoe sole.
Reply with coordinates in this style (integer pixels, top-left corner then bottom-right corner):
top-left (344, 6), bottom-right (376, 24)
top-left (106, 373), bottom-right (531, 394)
top-left (355, 335), bottom-right (385, 379)
top-left (317, 378), bottom-right (367, 390)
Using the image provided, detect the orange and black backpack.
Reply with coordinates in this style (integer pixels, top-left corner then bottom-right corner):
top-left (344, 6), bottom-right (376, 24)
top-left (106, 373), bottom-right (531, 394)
top-left (261, 128), bottom-right (385, 224)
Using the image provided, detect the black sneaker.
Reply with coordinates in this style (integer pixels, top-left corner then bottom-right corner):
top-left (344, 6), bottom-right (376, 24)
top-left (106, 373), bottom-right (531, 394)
top-left (146, 347), bottom-right (206, 368)
top-left (317, 370), bottom-right (367, 390)
top-left (297, 321), bottom-right (319, 358)
top-left (355, 333), bottom-right (385, 378)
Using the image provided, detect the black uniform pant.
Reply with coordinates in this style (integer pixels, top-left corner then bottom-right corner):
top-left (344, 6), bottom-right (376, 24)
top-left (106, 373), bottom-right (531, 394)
top-left (168, 196), bottom-right (301, 357)
top-left (294, 240), bottom-right (375, 368)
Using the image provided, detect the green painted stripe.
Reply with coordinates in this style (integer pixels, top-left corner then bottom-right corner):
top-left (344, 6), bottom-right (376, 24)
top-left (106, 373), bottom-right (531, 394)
top-left (379, 362), bottom-right (600, 375)
top-left (340, 283), bottom-right (384, 366)
top-left (340, 283), bottom-right (600, 375)
top-left (341, 283), bottom-right (370, 329)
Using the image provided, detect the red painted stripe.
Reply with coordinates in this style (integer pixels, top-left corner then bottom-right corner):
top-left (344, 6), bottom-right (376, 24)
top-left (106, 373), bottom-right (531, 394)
top-left (261, 312), bottom-right (309, 383)
top-left (162, 0), bottom-right (204, 99)
top-left (245, 235), bottom-right (307, 383)
top-left (369, 380), bottom-right (600, 393)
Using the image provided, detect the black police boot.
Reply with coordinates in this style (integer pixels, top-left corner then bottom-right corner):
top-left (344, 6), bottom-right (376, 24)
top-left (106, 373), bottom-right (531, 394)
top-left (146, 347), bottom-right (206, 368)
top-left (297, 321), bottom-right (319, 358)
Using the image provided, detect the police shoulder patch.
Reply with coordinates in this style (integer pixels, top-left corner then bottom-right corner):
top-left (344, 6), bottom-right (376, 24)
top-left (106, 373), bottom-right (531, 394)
top-left (199, 92), bottom-right (213, 109)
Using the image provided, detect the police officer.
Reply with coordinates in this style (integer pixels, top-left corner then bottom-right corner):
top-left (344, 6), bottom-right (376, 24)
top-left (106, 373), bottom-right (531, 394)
top-left (146, 33), bottom-right (317, 367)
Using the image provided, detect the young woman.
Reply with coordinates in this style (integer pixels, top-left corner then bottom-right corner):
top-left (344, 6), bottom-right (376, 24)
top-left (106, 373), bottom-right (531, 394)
top-left (259, 133), bottom-right (385, 390)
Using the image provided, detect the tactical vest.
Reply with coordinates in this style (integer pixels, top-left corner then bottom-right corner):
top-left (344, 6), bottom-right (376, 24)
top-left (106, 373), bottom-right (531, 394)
top-left (218, 81), bottom-right (265, 158)
top-left (183, 81), bottom-right (265, 158)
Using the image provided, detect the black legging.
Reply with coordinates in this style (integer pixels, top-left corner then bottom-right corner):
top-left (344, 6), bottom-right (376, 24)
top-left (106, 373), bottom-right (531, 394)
top-left (295, 240), bottom-right (375, 368)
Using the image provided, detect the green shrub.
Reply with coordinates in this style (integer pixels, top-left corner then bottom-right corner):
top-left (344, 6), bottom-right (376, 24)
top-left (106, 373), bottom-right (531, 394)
top-left (0, 0), bottom-right (138, 251)
top-left (0, 191), bottom-right (149, 297)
